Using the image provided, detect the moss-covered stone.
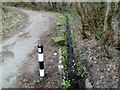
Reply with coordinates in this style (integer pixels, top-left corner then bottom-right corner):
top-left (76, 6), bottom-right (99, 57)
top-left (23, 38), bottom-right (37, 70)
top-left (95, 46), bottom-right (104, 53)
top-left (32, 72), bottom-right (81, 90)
top-left (52, 37), bottom-right (65, 46)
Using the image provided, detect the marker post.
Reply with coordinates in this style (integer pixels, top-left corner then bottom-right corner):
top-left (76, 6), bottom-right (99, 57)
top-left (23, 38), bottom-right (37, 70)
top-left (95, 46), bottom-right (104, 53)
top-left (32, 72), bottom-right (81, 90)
top-left (38, 44), bottom-right (45, 77)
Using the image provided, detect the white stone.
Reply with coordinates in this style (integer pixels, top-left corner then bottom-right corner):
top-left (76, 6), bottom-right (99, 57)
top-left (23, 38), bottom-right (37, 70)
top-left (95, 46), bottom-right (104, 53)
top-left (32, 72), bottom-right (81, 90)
top-left (54, 53), bottom-right (57, 56)
top-left (58, 65), bottom-right (63, 74)
top-left (85, 78), bottom-right (93, 88)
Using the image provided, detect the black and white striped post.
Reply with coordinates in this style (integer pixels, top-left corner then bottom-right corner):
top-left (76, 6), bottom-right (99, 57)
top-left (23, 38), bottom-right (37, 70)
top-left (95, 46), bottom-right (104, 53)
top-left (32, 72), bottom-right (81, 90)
top-left (38, 44), bottom-right (45, 77)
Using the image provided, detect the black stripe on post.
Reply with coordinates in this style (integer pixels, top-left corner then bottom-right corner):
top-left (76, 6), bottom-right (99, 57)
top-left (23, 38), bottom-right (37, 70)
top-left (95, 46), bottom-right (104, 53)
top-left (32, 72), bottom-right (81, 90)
top-left (39, 61), bottom-right (44, 69)
top-left (38, 44), bottom-right (43, 53)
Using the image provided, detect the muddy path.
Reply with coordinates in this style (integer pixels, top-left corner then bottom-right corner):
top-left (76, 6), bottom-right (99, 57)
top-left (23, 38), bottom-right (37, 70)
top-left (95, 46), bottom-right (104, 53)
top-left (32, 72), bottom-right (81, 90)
top-left (1, 8), bottom-right (58, 88)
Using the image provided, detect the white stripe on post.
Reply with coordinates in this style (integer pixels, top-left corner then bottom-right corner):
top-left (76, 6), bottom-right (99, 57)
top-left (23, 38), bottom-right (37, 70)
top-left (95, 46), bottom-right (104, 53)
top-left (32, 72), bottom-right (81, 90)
top-left (38, 44), bottom-right (45, 77)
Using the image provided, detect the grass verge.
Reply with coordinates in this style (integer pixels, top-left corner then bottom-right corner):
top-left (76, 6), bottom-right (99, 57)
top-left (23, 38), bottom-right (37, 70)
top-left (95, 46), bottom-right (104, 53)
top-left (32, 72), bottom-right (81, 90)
top-left (2, 6), bottom-right (26, 34)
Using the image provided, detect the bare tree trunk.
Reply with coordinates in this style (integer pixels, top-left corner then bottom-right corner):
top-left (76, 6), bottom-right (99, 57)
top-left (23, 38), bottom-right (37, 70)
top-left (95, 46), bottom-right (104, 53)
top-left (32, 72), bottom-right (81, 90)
top-left (103, 2), bottom-right (111, 42)
top-left (102, 1), bottom-right (112, 57)
top-left (86, 3), bottom-right (95, 32)
top-left (74, 2), bottom-right (86, 37)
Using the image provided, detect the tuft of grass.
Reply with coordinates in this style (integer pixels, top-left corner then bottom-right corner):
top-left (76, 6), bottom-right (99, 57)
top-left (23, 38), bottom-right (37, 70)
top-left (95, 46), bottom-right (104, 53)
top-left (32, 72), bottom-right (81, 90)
top-left (76, 61), bottom-right (82, 66)
top-left (33, 79), bottom-right (40, 83)
top-left (61, 47), bottom-right (67, 63)
top-left (76, 61), bottom-right (84, 76)
top-left (61, 80), bottom-right (70, 89)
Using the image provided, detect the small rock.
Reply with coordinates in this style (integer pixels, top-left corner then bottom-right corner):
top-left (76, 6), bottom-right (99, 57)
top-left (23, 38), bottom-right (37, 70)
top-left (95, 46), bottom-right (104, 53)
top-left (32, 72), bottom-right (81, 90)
top-left (85, 78), bottom-right (93, 88)
top-left (100, 76), bottom-right (104, 79)
top-left (58, 65), bottom-right (63, 74)
top-left (53, 53), bottom-right (57, 56)
top-left (107, 68), bottom-right (110, 71)
top-left (108, 64), bottom-right (112, 68)
top-left (56, 22), bottom-right (62, 26)
top-left (99, 68), bottom-right (104, 72)
top-left (94, 61), bottom-right (97, 64)
top-left (89, 42), bottom-right (98, 49)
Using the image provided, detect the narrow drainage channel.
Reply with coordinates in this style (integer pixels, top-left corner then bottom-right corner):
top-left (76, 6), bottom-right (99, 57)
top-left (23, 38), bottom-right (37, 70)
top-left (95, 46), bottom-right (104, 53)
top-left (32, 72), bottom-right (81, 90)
top-left (65, 15), bottom-right (85, 89)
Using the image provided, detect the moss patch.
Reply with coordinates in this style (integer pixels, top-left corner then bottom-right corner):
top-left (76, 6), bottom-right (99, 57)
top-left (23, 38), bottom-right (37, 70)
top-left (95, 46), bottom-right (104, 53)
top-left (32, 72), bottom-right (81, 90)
top-left (52, 37), bottom-right (65, 46)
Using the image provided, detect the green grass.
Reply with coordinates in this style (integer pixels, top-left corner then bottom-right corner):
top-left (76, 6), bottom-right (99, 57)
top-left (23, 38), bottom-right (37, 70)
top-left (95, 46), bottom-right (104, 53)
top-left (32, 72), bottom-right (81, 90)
top-left (56, 13), bottom-right (66, 26)
top-left (33, 79), bottom-right (40, 83)
top-left (76, 61), bottom-right (84, 76)
top-left (61, 80), bottom-right (70, 89)
top-left (2, 7), bottom-right (26, 33)
top-left (61, 47), bottom-right (67, 63)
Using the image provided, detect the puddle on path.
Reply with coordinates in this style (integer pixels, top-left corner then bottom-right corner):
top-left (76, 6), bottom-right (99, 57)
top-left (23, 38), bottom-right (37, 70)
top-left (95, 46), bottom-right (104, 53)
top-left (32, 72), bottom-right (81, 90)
top-left (18, 32), bottom-right (31, 38)
top-left (1, 50), bottom-right (15, 62)
top-left (3, 42), bottom-right (16, 50)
